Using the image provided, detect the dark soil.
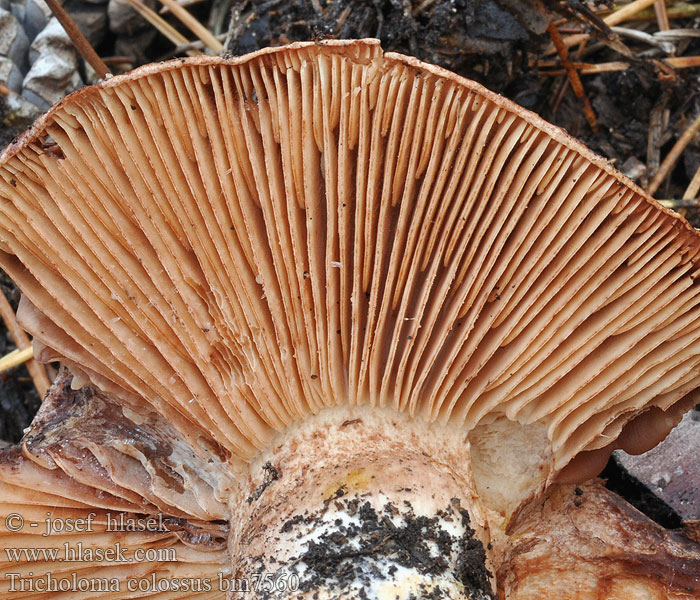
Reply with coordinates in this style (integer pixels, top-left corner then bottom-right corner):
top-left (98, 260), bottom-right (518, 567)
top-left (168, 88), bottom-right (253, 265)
top-left (276, 493), bottom-right (493, 599)
top-left (225, 0), bottom-right (552, 92)
top-left (0, 273), bottom-right (41, 444)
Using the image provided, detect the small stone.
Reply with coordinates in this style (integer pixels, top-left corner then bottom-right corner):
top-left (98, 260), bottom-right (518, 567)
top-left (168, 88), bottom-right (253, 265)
top-left (23, 17), bottom-right (82, 110)
top-left (2, 88), bottom-right (41, 120)
top-left (0, 54), bottom-right (23, 92)
top-left (108, 0), bottom-right (154, 34)
top-left (28, 16), bottom-right (72, 61)
top-left (620, 156), bottom-right (647, 183)
top-left (0, 7), bottom-right (29, 69)
top-left (64, 0), bottom-right (107, 47)
top-left (22, 0), bottom-right (52, 42)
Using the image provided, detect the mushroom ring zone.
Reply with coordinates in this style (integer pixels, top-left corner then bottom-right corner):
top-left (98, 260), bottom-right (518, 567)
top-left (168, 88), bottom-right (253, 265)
top-left (1, 39), bottom-right (700, 599)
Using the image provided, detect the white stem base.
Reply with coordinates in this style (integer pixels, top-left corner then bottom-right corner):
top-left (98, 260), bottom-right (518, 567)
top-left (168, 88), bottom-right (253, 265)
top-left (227, 406), bottom-right (495, 599)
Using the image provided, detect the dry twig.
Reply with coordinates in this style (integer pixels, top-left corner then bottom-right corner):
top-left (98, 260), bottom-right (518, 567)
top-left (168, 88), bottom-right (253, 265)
top-left (548, 22), bottom-right (599, 133)
top-left (43, 0), bottom-right (112, 79)
top-left (648, 112), bottom-right (700, 196)
top-left (647, 100), bottom-right (667, 186)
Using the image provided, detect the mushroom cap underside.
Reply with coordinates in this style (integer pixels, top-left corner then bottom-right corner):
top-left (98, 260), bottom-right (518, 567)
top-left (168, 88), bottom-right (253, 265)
top-left (0, 38), bottom-right (699, 476)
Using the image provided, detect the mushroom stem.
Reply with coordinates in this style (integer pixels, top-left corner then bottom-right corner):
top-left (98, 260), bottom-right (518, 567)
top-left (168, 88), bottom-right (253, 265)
top-left (227, 406), bottom-right (495, 599)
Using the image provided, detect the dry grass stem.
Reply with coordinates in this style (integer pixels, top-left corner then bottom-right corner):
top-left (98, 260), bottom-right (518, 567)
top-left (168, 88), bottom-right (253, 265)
top-left (159, 0), bottom-right (205, 15)
top-left (548, 0), bottom-right (661, 55)
top-left (539, 54), bottom-right (700, 75)
top-left (125, 0), bottom-right (202, 55)
top-left (683, 164), bottom-right (700, 199)
top-left (641, 2), bottom-right (700, 19)
top-left (655, 0), bottom-right (671, 30)
top-left (156, 0), bottom-right (223, 53)
top-left (0, 346), bottom-right (34, 373)
top-left (659, 197), bottom-right (700, 207)
top-left (0, 291), bottom-right (50, 395)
